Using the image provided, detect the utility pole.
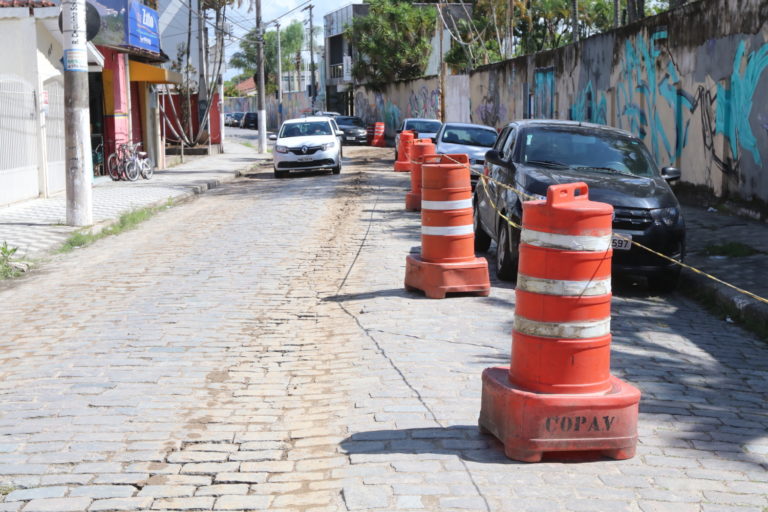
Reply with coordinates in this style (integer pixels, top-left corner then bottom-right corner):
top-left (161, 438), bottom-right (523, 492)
top-left (255, 0), bottom-right (267, 152)
top-left (303, 4), bottom-right (316, 112)
top-left (275, 21), bottom-right (283, 125)
top-left (62, 0), bottom-right (92, 226)
top-left (198, 4), bottom-right (208, 124)
top-left (436, 3), bottom-right (444, 122)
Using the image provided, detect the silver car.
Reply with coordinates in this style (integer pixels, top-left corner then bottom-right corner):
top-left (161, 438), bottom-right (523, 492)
top-left (270, 117), bottom-right (343, 178)
top-left (395, 118), bottom-right (442, 157)
top-left (434, 122), bottom-right (498, 188)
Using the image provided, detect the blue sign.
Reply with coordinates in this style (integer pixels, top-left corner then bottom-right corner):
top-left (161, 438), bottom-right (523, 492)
top-left (126, 1), bottom-right (159, 53)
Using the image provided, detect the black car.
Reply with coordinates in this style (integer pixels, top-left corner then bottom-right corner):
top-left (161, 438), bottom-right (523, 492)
top-left (229, 112), bottom-right (244, 127)
top-left (473, 120), bottom-right (685, 292)
top-left (335, 116), bottom-right (368, 145)
top-left (242, 112), bottom-right (258, 129)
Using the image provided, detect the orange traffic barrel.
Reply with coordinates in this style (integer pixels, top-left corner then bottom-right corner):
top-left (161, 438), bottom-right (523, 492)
top-left (394, 131), bottom-right (415, 171)
top-left (404, 154), bottom-right (490, 299)
top-left (372, 122), bottom-right (385, 147)
top-left (479, 182), bottom-right (640, 462)
top-left (405, 139), bottom-right (435, 211)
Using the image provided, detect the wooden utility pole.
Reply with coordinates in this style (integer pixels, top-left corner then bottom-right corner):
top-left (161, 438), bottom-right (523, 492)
top-left (63, 0), bottom-right (93, 226)
top-left (276, 21), bottom-right (283, 125)
top-left (255, 0), bottom-right (267, 152)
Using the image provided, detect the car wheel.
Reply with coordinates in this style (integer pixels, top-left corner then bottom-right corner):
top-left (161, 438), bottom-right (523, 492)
top-left (332, 159), bottom-right (341, 175)
top-left (473, 201), bottom-right (491, 252)
top-left (495, 216), bottom-right (520, 281)
top-left (647, 269), bottom-right (681, 293)
top-left (274, 169), bottom-right (288, 179)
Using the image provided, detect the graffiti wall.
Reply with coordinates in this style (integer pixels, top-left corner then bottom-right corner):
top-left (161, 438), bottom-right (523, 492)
top-left (353, 76), bottom-right (440, 139)
top-left (466, 0), bottom-right (768, 202)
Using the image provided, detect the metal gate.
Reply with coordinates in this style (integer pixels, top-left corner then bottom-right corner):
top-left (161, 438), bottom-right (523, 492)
top-left (0, 75), bottom-right (38, 206)
top-left (44, 78), bottom-right (66, 195)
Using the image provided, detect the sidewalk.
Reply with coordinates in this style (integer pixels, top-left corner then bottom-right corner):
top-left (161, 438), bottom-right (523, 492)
top-left (679, 204), bottom-right (768, 336)
top-left (0, 142), bottom-right (269, 259)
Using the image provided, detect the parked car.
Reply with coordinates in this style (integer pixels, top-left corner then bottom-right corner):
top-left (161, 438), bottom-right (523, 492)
top-left (395, 118), bottom-right (442, 157)
top-left (241, 112), bottom-right (258, 129)
top-left (473, 119), bottom-right (685, 291)
top-left (434, 122), bottom-right (498, 189)
top-left (229, 112), bottom-right (244, 127)
top-left (335, 116), bottom-right (368, 145)
top-left (269, 117), bottom-right (343, 178)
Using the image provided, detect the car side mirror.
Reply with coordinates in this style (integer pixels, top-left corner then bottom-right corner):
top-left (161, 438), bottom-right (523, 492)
top-left (335, 130), bottom-right (344, 137)
top-left (430, 137), bottom-right (437, 144)
top-left (485, 149), bottom-right (504, 166)
top-left (268, 134), bottom-right (277, 141)
top-left (661, 166), bottom-right (681, 182)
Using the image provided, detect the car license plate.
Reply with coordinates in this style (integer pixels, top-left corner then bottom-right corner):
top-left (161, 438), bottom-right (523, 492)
top-left (297, 156), bottom-right (313, 162)
top-left (611, 234), bottom-right (632, 250)
top-left (346, 136), bottom-right (355, 141)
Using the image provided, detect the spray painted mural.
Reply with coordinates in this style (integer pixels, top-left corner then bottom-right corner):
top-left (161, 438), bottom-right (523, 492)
top-left (353, 77), bottom-right (440, 139)
top-left (223, 92), bottom-right (312, 131)
top-left (463, 0), bottom-right (768, 202)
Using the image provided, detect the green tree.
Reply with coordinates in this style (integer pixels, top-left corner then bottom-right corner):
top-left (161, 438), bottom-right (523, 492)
top-left (229, 20), bottom-right (305, 94)
top-left (347, 0), bottom-right (436, 89)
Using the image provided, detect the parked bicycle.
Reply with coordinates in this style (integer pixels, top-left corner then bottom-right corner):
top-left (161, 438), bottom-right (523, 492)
top-left (107, 142), bottom-right (154, 181)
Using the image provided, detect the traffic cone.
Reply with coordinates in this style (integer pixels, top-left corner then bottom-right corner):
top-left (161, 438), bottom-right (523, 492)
top-left (405, 139), bottom-right (435, 211)
top-left (479, 182), bottom-right (641, 462)
top-left (394, 131), bottom-right (415, 172)
top-left (404, 154), bottom-right (491, 299)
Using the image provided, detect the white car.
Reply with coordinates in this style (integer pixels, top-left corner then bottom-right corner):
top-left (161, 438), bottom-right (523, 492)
top-left (270, 117), bottom-right (343, 178)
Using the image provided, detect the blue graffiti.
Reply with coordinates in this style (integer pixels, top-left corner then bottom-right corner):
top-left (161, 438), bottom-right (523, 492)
top-left (570, 81), bottom-right (607, 125)
top-left (715, 41), bottom-right (768, 166)
top-left (534, 68), bottom-right (555, 118)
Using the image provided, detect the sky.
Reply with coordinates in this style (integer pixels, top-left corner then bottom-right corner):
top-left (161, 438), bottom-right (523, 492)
top-left (222, 0), bottom-right (347, 80)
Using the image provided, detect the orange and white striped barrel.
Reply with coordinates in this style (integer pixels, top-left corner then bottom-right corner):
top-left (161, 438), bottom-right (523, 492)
top-left (420, 154), bottom-right (475, 263)
top-left (372, 122), bottom-right (386, 147)
top-left (405, 139), bottom-right (436, 211)
top-left (394, 131), bottom-right (415, 171)
top-left (510, 182), bottom-right (614, 394)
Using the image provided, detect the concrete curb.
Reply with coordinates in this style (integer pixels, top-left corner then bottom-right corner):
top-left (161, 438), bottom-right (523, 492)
top-left (679, 270), bottom-right (768, 338)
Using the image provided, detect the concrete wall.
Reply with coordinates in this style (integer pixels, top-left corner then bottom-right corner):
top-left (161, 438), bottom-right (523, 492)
top-left (355, 0), bottom-right (768, 203)
top-left (223, 92), bottom-right (312, 131)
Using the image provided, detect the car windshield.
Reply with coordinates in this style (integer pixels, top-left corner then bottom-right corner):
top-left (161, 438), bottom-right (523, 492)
top-left (406, 120), bottom-right (442, 134)
top-left (441, 126), bottom-right (497, 147)
top-left (280, 121), bottom-right (332, 138)
top-left (521, 128), bottom-right (657, 177)
top-left (336, 117), bottom-right (365, 127)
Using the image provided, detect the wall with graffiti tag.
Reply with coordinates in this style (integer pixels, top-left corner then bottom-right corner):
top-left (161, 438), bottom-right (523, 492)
top-left (466, 0), bottom-right (768, 202)
top-left (353, 76), bottom-right (440, 140)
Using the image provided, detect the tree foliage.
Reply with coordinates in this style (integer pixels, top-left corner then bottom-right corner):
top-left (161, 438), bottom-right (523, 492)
top-left (347, 0), bottom-right (436, 89)
top-left (229, 20), bottom-right (305, 94)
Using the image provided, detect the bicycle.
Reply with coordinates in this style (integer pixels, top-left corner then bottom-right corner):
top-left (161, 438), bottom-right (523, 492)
top-left (107, 142), bottom-right (154, 181)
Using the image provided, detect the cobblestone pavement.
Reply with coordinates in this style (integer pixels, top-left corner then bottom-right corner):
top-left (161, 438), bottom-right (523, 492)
top-left (1, 147), bottom-right (766, 512)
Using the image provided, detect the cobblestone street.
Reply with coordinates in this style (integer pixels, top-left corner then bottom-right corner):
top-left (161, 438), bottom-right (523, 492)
top-left (1, 146), bottom-right (767, 512)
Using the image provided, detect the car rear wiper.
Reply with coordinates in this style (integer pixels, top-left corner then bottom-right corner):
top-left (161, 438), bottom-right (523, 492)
top-left (526, 159), bottom-right (569, 168)
top-left (572, 166), bottom-right (635, 176)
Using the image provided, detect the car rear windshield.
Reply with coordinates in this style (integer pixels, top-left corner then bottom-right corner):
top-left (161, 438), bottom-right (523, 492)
top-left (280, 121), bottom-right (332, 138)
top-left (406, 120), bottom-right (442, 134)
top-left (441, 127), bottom-right (497, 147)
top-left (336, 117), bottom-right (365, 127)
top-left (521, 128), bottom-right (657, 177)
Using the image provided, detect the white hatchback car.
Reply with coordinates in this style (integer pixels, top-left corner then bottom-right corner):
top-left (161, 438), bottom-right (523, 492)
top-left (270, 117), bottom-right (343, 178)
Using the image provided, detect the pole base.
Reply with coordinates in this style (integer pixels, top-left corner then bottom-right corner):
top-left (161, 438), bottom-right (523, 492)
top-left (479, 367), bottom-right (640, 462)
top-left (404, 254), bottom-right (490, 299)
top-left (405, 192), bottom-right (421, 211)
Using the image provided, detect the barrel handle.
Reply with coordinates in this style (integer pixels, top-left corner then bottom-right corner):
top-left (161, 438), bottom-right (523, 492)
top-left (546, 182), bottom-right (589, 205)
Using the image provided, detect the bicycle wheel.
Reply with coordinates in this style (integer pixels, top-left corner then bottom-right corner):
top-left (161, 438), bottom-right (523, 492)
top-left (140, 158), bottom-right (154, 179)
top-left (107, 153), bottom-right (121, 180)
top-left (124, 160), bottom-right (140, 182)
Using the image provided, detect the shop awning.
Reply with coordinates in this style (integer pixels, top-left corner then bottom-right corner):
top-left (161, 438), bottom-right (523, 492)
top-left (129, 61), bottom-right (182, 84)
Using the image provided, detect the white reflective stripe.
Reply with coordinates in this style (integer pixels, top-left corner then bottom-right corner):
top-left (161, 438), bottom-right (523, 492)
top-left (517, 274), bottom-right (611, 296)
top-left (515, 316), bottom-right (611, 339)
top-left (421, 199), bottom-right (473, 210)
top-left (522, 229), bottom-right (612, 252)
top-left (422, 224), bottom-right (474, 236)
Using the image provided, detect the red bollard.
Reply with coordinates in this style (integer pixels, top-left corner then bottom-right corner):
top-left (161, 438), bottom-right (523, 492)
top-left (479, 182), bottom-right (640, 462)
top-left (404, 154), bottom-right (491, 299)
top-left (405, 139), bottom-right (435, 211)
top-left (394, 131), bottom-right (415, 172)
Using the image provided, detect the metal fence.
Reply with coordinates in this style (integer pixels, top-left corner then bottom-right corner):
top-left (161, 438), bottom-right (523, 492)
top-left (0, 75), bottom-right (38, 205)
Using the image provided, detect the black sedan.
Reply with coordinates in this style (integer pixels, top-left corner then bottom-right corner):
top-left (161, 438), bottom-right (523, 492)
top-left (473, 120), bottom-right (685, 292)
top-left (242, 112), bottom-right (258, 129)
top-left (335, 116), bottom-right (368, 145)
